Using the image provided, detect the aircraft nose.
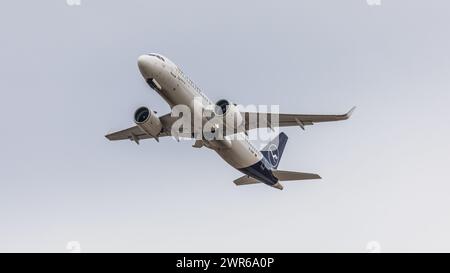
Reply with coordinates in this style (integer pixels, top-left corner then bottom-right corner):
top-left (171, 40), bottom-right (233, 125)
top-left (137, 55), bottom-right (156, 79)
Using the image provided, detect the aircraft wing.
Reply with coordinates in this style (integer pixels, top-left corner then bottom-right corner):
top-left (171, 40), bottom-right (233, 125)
top-left (105, 113), bottom-right (177, 143)
top-left (240, 106), bottom-right (355, 131)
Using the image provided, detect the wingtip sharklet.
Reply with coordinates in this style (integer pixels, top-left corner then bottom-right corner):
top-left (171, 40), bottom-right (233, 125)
top-left (343, 106), bottom-right (356, 119)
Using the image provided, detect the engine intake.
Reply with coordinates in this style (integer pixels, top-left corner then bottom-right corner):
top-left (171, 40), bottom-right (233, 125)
top-left (212, 99), bottom-right (244, 134)
top-left (134, 106), bottom-right (162, 139)
top-left (215, 99), bottom-right (230, 116)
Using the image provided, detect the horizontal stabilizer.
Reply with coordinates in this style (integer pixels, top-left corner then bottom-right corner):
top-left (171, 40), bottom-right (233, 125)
top-left (233, 175), bottom-right (261, 186)
top-left (272, 170), bottom-right (321, 181)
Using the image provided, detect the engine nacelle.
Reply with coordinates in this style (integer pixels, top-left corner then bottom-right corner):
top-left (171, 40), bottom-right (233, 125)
top-left (213, 99), bottom-right (244, 134)
top-left (134, 106), bottom-right (162, 138)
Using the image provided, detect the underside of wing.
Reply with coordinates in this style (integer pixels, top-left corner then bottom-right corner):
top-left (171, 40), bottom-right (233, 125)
top-left (105, 113), bottom-right (177, 143)
top-left (105, 125), bottom-right (170, 142)
top-left (241, 107), bottom-right (355, 131)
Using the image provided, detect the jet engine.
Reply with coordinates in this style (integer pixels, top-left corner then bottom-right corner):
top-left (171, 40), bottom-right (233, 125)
top-left (134, 106), bottom-right (163, 139)
top-left (213, 99), bottom-right (244, 134)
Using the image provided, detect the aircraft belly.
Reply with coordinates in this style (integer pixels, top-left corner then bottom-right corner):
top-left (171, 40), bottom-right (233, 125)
top-left (216, 139), bottom-right (278, 186)
top-left (156, 72), bottom-right (194, 108)
top-left (215, 139), bottom-right (260, 169)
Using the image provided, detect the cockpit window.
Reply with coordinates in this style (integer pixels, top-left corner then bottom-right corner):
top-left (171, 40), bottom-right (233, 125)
top-left (148, 53), bottom-right (165, 62)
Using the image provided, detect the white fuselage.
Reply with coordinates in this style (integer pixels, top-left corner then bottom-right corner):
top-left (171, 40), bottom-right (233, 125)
top-left (137, 54), bottom-right (263, 171)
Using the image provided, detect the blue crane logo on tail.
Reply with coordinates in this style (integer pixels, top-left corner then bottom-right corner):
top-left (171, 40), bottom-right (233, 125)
top-left (268, 144), bottom-right (279, 167)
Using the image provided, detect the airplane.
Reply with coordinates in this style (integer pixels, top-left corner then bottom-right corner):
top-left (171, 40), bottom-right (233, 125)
top-left (105, 53), bottom-right (355, 190)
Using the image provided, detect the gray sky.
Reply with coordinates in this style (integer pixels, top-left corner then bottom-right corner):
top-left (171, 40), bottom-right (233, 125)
top-left (1, 0), bottom-right (450, 252)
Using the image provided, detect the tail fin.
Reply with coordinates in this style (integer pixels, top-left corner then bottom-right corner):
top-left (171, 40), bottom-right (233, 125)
top-left (260, 132), bottom-right (288, 169)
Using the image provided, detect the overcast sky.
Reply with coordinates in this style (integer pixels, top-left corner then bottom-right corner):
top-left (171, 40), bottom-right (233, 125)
top-left (1, 0), bottom-right (450, 252)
